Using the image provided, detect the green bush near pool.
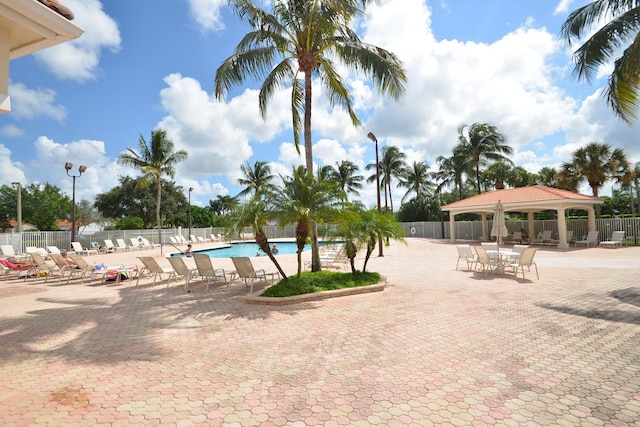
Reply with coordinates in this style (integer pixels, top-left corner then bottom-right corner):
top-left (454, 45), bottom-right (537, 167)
top-left (262, 271), bottom-right (381, 298)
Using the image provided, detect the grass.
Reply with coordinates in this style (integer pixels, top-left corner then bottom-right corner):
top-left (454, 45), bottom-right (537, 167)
top-left (261, 270), bottom-right (381, 298)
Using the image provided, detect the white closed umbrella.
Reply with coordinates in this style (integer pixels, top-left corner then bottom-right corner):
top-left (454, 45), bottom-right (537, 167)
top-left (490, 200), bottom-right (508, 251)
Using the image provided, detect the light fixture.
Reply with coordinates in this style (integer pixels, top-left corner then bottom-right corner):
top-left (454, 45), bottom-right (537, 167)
top-left (65, 163), bottom-right (87, 243)
top-left (367, 132), bottom-right (384, 257)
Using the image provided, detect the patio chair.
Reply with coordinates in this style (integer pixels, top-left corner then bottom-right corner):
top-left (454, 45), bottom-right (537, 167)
top-left (26, 251), bottom-right (54, 282)
top-left (0, 259), bottom-right (31, 280)
top-left (26, 246), bottom-right (50, 259)
top-left (512, 244), bottom-right (529, 256)
top-left (599, 231), bottom-right (627, 248)
top-left (549, 230), bottom-right (574, 246)
top-left (230, 256), bottom-right (280, 293)
top-left (480, 242), bottom-right (498, 251)
top-left (190, 235), bottom-right (199, 244)
top-left (49, 253), bottom-right (85, 284)
top-left (473, 246), bottom-right (499, 276)
top-left (506, 247), bottom-right (539, 280)
top-left (511, 231), bottom-right (522, 243)
top-left (116, 239), bottom-right (132, 252)
top-left (71, 241), bottom-right (98, 256)
top-left (456, 244), bottom-right (477, 271)
top-left (575, 231), bottom-right (599, 247)
top-left (136, 257), bottom-right (174, 286)
top-left (69, 256), bottom-right (99, 284)
top-left (46, 246), bottom-right (62, 255)
top-left (192, 254), bottom-right (231, 291)
top-left (531, 230), bottom-right (553, 245)
top-left (167, 256), bottom-right (199, 290)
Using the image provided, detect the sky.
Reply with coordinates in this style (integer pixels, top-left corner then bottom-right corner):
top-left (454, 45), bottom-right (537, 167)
top-left (2, 0), bottom-right (639, 210)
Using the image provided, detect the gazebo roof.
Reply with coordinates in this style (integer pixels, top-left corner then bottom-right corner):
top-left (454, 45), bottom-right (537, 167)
top-left (441, 185), bottom-right (603, 215)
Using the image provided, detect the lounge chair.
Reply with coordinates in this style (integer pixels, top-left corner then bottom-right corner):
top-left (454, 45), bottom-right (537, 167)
top-left (176, 235), bottom-right (188, 244)
top-left (49, 253), bottom-right (86, 283)
top-left (26, 251), bottom-right (54, 282)
top-left (455, 244), bottom-right (477, 271)
top-left (70, 241), bottom-right (98, 256)
top-left (531, 230), bottom-right (553, 245)
top-left (0, 259), bottom-right (31, 280)
top-left (169, 236), bottom-right (178, 244)
top-left (473, 246), bottom-right (499, 276)
top-left (506, 247), bottom-right (539, 280)
top-left (599, 231), bottom-right (626, 248)
top-left (190, 235), bottom-right (199, 244)
top-left (69, 256), bottom-right (99, 284)
top-left (510, 231), bottom-right (522, 243)
top-left (575, 231), bottom-right (599, 247)
top-left (549, 230), bottom-right (574, 246)
top-left (1, 244), bottom-right (18, 258)
top-left (230, 256), bottom-right (279, 293)
top-left (116, 239), bottom-right (132, 252)
top-left (46, 246), bottom-right (62, 255)
top-left (26, 246), bottom-right (50, 259)
top-left (136, 257), bottom-right (174, 286)
top-left (167, 256), bottom-right (199, 290)
top-left (192, 254), bottom-right (231, 291)
top-left (130, 237), bottom-right (144, 250)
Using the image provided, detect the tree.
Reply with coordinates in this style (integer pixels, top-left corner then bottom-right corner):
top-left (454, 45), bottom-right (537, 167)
top-left (117, 129), bottom-right (188, 246)
top-left (561, 1), bottom-right (640, 124)
top-left (327, 160), bottom-right (363, 201)
top-left (456, 122), bottom-right (512, 193)
top-left (563, 142), bottom-right (630, 217)
top-left (366, 145), bottom-right (406, 212)
top-left (354, 210), bottom-right (405, 272)
top-left (225, 196), bottom-right (287, 279)
top-left (434, 145), bottom-right (471, 201)
top-left (22, 183), bottom-right (71, 230)
top-left (398, 160), bottom-right (433, 203)
top-left (536, 167), bottom-right (559, 187)
top-left (484, 161), bottom-right (514, 190)
top-left (237, 161), bottom-right (277, 199)
top-left (272, 166), bottom-right (342, 275)
top-left (215, 0), bottom-right (407, 172)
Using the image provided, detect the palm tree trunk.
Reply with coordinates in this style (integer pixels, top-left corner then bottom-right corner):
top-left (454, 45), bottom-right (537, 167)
top-left (255, 231), bottom-right (286, 279)
top-left (304, 71), bottom-right (321, 271)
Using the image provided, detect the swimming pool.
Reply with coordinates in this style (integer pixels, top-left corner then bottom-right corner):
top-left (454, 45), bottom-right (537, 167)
top-left (172, 241), bottom-right (318, 258)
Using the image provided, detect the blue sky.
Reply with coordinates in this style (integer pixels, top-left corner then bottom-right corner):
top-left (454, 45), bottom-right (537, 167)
top-left (1, 0), bottom-right (638, 209)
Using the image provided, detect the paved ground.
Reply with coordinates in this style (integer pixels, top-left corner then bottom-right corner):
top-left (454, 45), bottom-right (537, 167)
top-left (0, 239), bottom-right (639, 426)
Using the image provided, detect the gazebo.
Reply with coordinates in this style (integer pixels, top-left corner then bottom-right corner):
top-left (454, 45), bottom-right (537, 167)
top-left (441, 185), bottom-right (604, 249)
top-left (0, 0), bottom-right (83, 113)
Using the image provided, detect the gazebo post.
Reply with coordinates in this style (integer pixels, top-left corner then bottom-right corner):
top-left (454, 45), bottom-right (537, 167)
top-left (481, 214), bottom-right (489, 241)
top-left (527, 213), bottom-right (535, 244)
top-left (556, 208), bottom-right (569, 249)
top-left (449, 215), bottom-right (456, 243)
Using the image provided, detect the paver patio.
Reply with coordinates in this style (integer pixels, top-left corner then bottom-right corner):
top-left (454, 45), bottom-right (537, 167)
top-left (0, 239), bottom-right (639, 426)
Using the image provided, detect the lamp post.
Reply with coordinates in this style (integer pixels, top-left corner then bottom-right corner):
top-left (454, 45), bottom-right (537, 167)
top-left (65, 162), bottom-right (86, 243)
top-left (367, 132), bottom-right (384, 257)
top-left (188, 187), bottom-right (193, 238)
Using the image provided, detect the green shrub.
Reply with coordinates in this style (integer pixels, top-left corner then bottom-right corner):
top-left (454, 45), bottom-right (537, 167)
top-left (262, 271), bottom-right (381, 297)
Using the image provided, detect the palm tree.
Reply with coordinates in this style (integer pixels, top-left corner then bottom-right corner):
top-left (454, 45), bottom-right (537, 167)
top-left (561, 1), bottom-right (640, 124)
top-left (327, 160), bottom-right (363, 201)
top-left (564, 142), bottom-right (630, 217)
top-left (456, 122), bottom-right (512, 194)
top-left (434, 145), bottom-right (470, 200)
top-left (237, 161), bottom-right (277, 199)
top-left (398, 160), bottom-right (433, 203)
top-left (117, 129), bottom-right (187, 248)
top-left (484, 161), bottom-right (514, 190)
top-left (355, 210), bottom-right (405, 272)
top-left (366, 145), bottom-right (406, 212)
top-left (536, 167), bottom-right (559, 187)
top-left (226, 196), bottom-right (287, 279)
top-left (214, 0), bottom-right (407, 172)
top-left (272, 166), bottom-right (342, 275)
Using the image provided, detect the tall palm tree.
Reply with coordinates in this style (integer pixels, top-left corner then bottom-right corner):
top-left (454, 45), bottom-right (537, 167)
top-left (327, 160), bottom-right (363, 201)
top-left (561, 1), bottom-right (640, 124)
top-left (536, 167), bottom-right (559, 187)
top-left (117, 129), bottom-right (188, 248)
top-left (434, 145), bottom-right (470, 200)
top-left (564, 142), bottom-right (630, 217)
top-left (366, 145), bottom-right (406, 212)
top-left (456, 122), bottom-right (512, 194)
top-left (214, 0), bottom-right (407, 172)
top-left (237, 161), bottom-right (277, 199)
top-left (484, 161), bottom-right (514, 190)
top-left (398, 160), bottom-right (433, 203)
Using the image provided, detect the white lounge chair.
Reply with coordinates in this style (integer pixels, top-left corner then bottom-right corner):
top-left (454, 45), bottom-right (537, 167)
top-left (575, 231), bottom-right (599, 247)
top-left (26, 246), bottom-right (51, 259)
top-left (230, 256), bottom-right (279, 293)
top-left (599, 231), bottom-right (626, 248)
top-left (116, 239), bottom-right (132, 252)
top-left (136, 257), bottom-right (174, 286)
top-left (549, 230), bottom-right (574, 246)
top-left (70, 241), bottom-right (98, 256)
top-left (167, 256), bottom-right (199, 289)
top-left (192, 254), bottom-right (231, 291)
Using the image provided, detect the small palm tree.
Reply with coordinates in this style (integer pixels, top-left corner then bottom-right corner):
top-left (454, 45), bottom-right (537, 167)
top-left (117, 129), bottom-right (187, 248)
top-left (327, 160), bottom-right (363, 201)
top-left (355, 210), bottom-right (405, 272)
top-left (215, 0), bottom-right (407, 171)
top-left (456, 123), bottom-right (512, 194)
top-left (366, 145), bottom-right (406, 212)
top-left (561, 1), bottom-right (640, 124)
top-left (225, 196), bottom-right (287, 279)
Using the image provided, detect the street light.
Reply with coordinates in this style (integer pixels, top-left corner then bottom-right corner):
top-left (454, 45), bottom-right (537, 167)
top-left (367, 132), bottom-right (384, 257)
top-left (65, 162), bottom-right (87, 243)
top-left (11, 182), bottom-right (21, 234)
top-left (188, 187), bottom-right (193, 238)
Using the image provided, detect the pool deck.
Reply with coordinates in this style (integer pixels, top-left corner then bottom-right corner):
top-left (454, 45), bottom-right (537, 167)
top-left (1, 239), bottom-right (639, 426)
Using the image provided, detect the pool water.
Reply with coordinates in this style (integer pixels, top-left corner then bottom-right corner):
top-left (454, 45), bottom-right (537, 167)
top-left (172, 241), bottom-right (318, 258)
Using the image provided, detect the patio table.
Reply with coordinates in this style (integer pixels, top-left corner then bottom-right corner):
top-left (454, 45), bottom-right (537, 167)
top-left (486, 250), bottom-right (520, 274)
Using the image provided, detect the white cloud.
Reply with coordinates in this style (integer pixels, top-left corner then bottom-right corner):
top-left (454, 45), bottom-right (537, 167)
top-left (553, 0), bottom-right (575, 15)
top-left (0, 124), bottom-right (25, 137)
top-left (8, 83), bottom-right (66, 121)
top-left (0, 145), bottom-right (28, 186)
top-left (34, 0), bottom-right (121, 82)
top-left (186, 0), bottom-right (226, 32)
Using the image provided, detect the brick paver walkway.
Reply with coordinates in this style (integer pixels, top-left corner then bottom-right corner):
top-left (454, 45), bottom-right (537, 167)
top-left (1, 239), bottom-right (639, 426)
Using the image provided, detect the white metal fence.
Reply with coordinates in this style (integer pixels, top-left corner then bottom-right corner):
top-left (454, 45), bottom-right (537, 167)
top-left (1, 218), bottom-right (639, 255)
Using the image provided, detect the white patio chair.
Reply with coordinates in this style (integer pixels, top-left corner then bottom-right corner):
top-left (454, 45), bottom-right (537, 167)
top-left (506, 247), bottom-right (539, 280)
top-left (575, 231), bottom-right (599, 247)
top-left (455, 244), bottom-right (477, 270)
top-left (599, 231), bottom-right (626, 248)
